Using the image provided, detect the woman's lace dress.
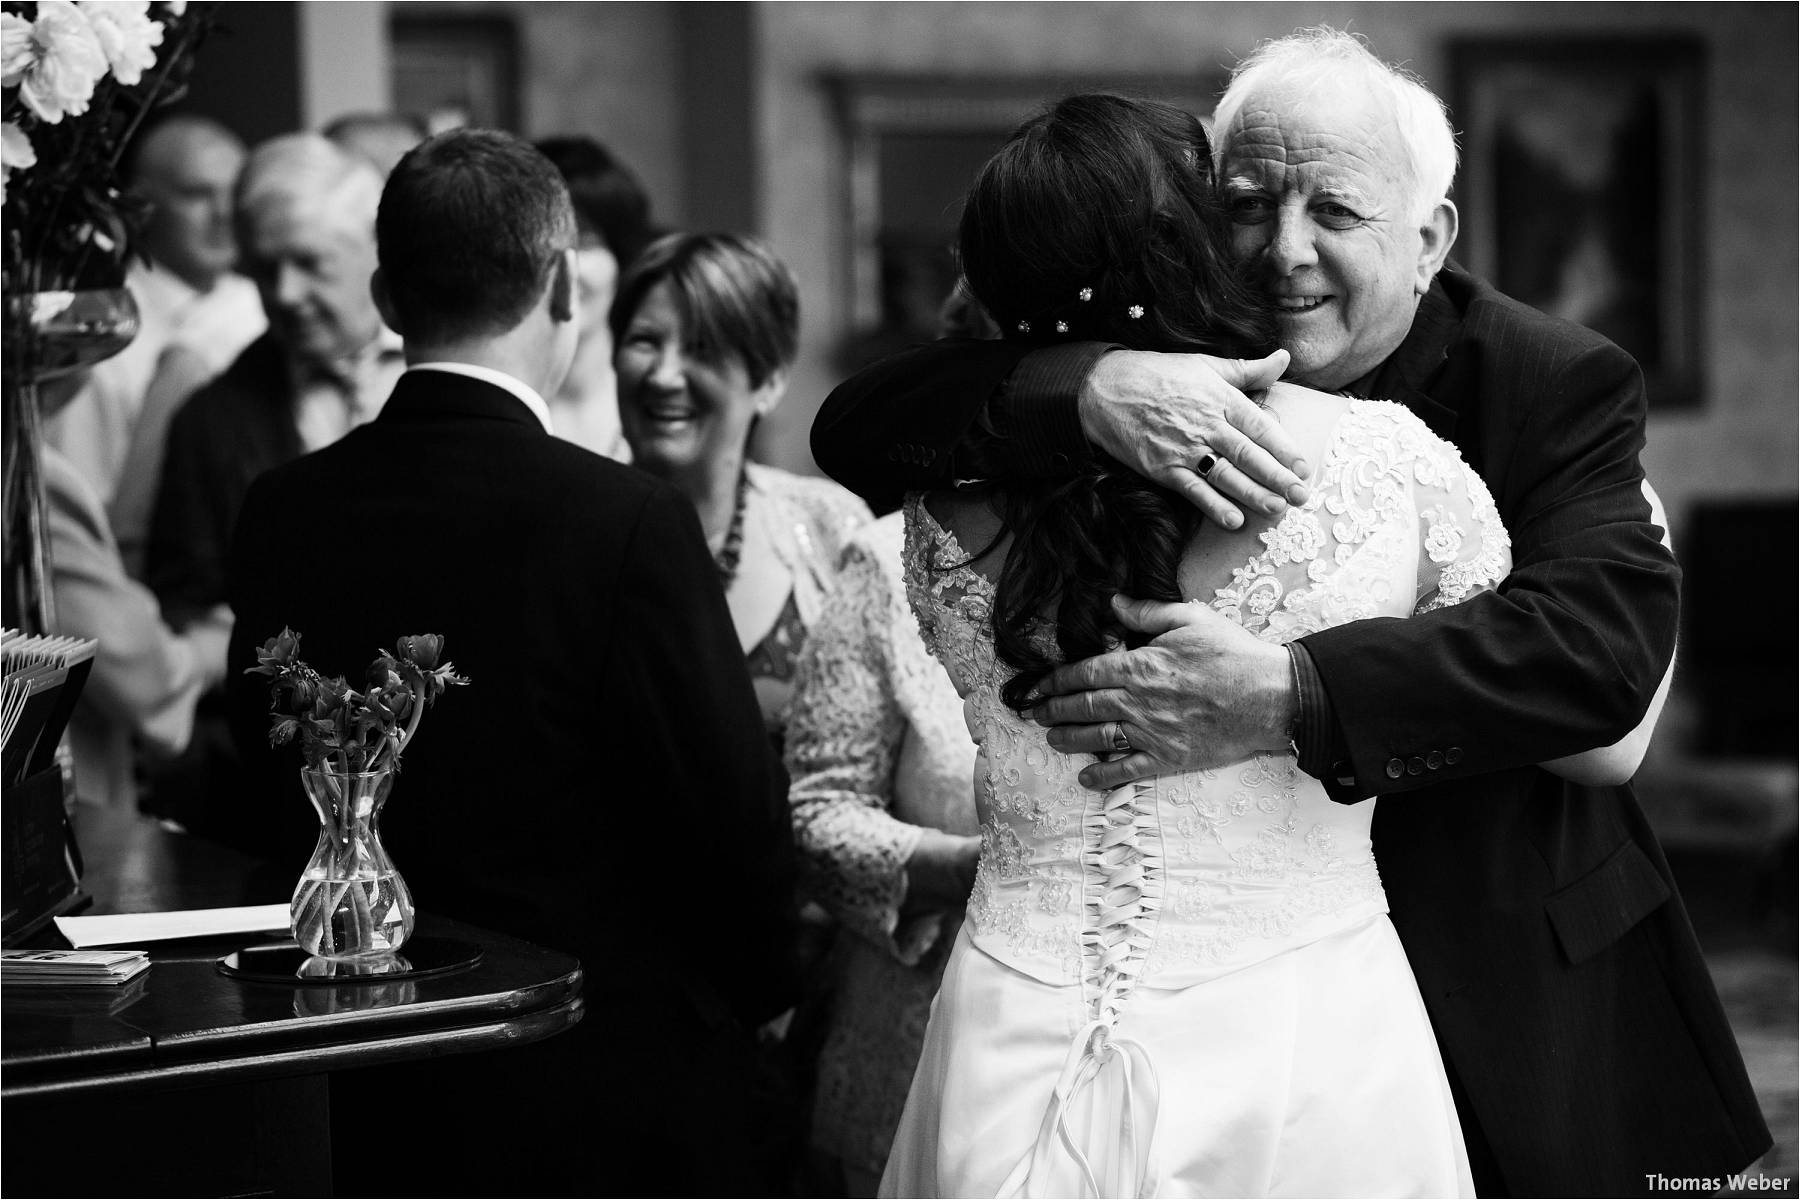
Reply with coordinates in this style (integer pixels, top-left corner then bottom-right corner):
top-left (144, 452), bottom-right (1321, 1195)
top-left (881, 399), bottom-right (1509, 1199)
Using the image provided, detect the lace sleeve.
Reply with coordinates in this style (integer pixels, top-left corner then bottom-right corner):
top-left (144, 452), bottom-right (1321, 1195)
top-left (1411, 435), bottom-right (1513, 614)
top-left (786, 534), bottom-right (928, 958)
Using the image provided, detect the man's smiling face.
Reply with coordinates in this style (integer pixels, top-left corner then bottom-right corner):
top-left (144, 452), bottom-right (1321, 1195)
top-left (1220, 84), bottom-right (1437, 391)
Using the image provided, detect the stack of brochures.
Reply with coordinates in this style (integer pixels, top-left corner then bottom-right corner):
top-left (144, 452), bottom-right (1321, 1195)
top-left (0, 947), bottom-right (151, 986)
top-left (1, 630), bottom-right (98, 787)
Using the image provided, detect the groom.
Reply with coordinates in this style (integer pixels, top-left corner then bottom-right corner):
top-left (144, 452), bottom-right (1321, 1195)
top-left (225, 129), bottom-right (799, 1195)
top-left (813, 28), bottom-right (1769, 1198)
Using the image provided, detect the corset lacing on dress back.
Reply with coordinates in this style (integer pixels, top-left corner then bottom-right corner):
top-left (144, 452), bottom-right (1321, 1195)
top-left (897, 400), bottom-right (1512, 1198)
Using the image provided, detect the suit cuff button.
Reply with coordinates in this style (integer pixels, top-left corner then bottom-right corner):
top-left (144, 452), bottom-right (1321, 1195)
top-left (1425, 751), bottom-right (1444, 770)
top-left (1406, 757), bottom-right (1426, 776)
top-left (1445, 746), bottom-right (1464, 765)
top-left (1385, 757), bottom-right (1405, 780)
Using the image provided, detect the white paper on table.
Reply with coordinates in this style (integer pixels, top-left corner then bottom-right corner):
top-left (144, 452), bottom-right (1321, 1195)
top-left (54, 904), bottom-right (290, 948)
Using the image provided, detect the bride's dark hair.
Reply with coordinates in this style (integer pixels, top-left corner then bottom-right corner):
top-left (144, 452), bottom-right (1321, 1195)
top-left (953, 93), bottom-right (1276, 712)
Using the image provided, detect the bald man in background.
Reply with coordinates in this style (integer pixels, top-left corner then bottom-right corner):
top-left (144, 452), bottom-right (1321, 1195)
top-left (47, 114), bottom-right (267, 554)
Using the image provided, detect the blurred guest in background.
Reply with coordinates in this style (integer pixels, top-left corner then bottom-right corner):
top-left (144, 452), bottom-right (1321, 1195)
top-left (141, 133), bottom-right (392, 833)
top-left (147, 133), bottom-right (394, 632)
top-left (322, 109), bottom-right (428, 177)
top-left (536, 134), bottom-right (657, 460)
top-left (47, 113), bottom-right (267, 571)
top-left (37, 374), bottom-right (229, 811)
top-left (786, 511), bottom-right (978, 1197)
top-left (223, 128), bottom-right (799, 1196)
top-left (611, 232), bottom-right (870, 752)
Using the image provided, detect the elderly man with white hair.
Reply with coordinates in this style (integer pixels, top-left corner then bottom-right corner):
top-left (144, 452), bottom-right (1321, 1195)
top-left (813, 26), bottom-right (1769, 1198)
top-left (146, 132), bottom-right (397, 631)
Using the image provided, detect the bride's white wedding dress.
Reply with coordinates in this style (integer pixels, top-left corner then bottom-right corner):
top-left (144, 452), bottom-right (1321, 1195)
top-left (882, 399), bottom-right (1508, 1199)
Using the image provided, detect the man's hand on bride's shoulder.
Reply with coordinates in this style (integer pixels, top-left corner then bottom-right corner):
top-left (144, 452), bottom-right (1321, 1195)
top-left (1029, 595), bottom-right (1297, 791)
top-left (1079, 348), bottom-right (1311, 529)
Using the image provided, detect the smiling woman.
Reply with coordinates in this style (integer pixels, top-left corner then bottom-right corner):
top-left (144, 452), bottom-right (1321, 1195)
top-left (608, 232), bottom-right (871, 754)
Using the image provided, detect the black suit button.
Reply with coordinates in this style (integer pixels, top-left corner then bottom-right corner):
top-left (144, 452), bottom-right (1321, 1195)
top-left (1407, 757), bottom-right (1426, 776)
top-left (887, 445), bottom-right (900, 462)
top-left (1385, 757), bottom-right (1405, 779)
top-left (1426, 751), bottom-right (1444, 770)
top-left (922, 447), bottom-right (936, 465)
top-left (1445, 746), bottom-right (1464, 765)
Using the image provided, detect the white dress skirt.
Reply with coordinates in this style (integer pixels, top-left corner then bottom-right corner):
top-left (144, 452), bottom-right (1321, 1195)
top-left (880, 916), bottom-right (1474, 1198)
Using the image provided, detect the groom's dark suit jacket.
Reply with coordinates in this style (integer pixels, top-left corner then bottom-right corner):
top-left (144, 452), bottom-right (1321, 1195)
top-left (225, 370), bottom-right (799, 1196)
top-left (811, 264), bottom-right (1770, 1197)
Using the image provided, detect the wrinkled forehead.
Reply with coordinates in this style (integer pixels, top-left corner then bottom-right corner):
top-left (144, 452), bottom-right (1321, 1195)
top-left (1217, 85), bottom-right (1412, 202)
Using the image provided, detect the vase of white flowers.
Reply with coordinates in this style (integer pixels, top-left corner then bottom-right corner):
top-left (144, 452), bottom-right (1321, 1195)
top-left (246, 628), bottom-right (469, 960)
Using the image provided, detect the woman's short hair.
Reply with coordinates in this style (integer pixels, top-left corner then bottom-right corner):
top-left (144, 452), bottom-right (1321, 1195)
top-left (534, 135), bottom-right (656, 268)
top-left (608, 232), bottom-right (799, 389)
top-left (376, 129), bottom-right (576, 346)
top-left (958, 92), bottom-right (1273, 359)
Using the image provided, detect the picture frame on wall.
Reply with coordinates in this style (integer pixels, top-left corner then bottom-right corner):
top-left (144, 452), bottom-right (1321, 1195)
top-left (1449, 36), bottom-right (1705, 409)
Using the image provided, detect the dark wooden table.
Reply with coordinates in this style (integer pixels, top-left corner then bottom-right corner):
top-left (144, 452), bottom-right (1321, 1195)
top-left (2, 803), bottom-right (585, 1196)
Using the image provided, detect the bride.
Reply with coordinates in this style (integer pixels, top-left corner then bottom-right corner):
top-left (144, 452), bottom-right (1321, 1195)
top-left (879, 93), bottom-right (1505, 1199)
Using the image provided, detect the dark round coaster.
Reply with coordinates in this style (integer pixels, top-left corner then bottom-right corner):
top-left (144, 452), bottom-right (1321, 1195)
top-left (216, 936), bottom-right (483, 985)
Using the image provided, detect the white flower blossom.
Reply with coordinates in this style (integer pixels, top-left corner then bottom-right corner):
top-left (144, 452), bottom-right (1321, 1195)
top-left (78, 1), bottom-right (163, 87)
top-left (0, 121), bottom-right (38, 206)
top-left (1, 0), bottom-right (110, 124)
top-left (163, 0), bottom-right (186, 14)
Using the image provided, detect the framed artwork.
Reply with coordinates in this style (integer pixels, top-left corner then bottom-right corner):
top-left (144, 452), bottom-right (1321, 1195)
top-left (1450, 36), bottom-right (1705, 408)
top-left (390, 15), bottom-right (521, 134)
top-left (824, 72), bottom-right (1226, 368)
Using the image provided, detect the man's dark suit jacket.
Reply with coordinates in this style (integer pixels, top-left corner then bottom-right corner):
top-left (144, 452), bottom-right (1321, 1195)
top-left (811, 264), bottom-right (1770, 1197)
top-left (226, 370), bottom-right (800, 1196)
top-left (149, 333), bottom-right (303, 628)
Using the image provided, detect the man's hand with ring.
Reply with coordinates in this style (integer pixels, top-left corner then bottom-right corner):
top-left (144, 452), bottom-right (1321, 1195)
top-left (1078, 348), bottom-right (1310, 529)
top-left (1029, 595), bottom-right (1299, 791)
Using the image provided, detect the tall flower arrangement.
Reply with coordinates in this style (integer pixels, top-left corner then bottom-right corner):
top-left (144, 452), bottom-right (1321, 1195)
top-left (1, 0), bottom-right (214, 632)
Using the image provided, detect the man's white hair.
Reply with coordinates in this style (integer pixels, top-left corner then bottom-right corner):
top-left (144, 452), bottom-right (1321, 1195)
top-left (235, 132), bottom-right (383, 236)
top-left (1211, 26), bottom-right (1458, 225)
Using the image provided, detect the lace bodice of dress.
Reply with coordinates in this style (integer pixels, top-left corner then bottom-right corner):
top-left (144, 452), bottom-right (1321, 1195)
top-left (901, 399), bottom-right (1511, 1009)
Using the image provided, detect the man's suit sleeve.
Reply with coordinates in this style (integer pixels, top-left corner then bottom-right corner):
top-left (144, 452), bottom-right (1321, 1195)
top-left (608, 485), bottom-right (801, 1026)
top-left (811, 339), bottom-right (1101, 510)
top-left (1299, 338), bottom-right (1678, 798)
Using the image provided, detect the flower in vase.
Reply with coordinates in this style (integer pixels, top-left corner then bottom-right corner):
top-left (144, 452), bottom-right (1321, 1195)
top-left (0, 120), bottom-right (34, 204)
top-left (1, 0), bottom-right (110, 124)
top-left (252, 627), bottom-right (302, 672)
top-left (76, 1), bottom-right (164, 87)
top-left (248, 627), bottom-right (468, 775)
top-left (395, 633), bottom-right (444, 670)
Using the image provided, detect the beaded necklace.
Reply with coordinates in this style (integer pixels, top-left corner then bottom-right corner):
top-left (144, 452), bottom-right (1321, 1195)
top-left (713, 472), bottom-right (751, 590)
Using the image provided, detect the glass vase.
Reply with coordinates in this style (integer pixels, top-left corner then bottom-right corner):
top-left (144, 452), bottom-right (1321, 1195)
top-left (291, 765), bottom-right (416, 959)
top-left (3, 285), bottom-right (139, 634)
